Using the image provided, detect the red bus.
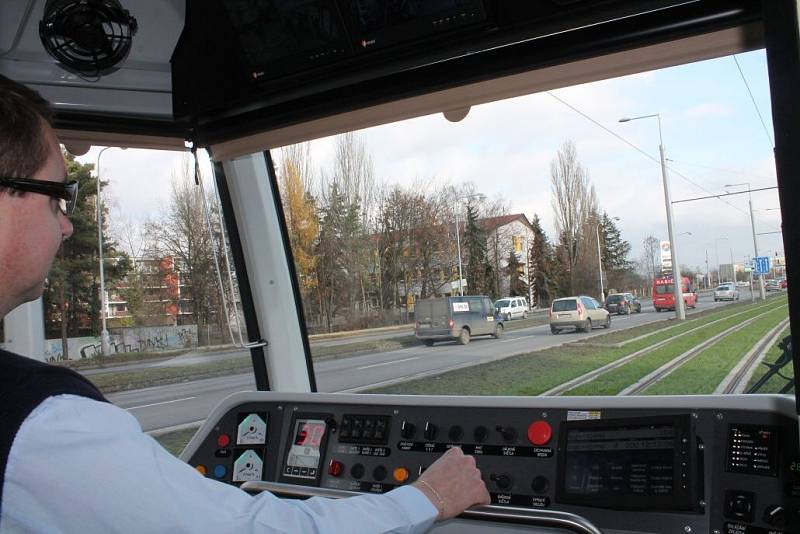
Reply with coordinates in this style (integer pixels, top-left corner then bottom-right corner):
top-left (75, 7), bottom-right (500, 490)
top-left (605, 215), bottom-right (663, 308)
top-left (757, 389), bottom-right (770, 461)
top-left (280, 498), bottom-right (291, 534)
top-left (653, 276), bottom-right (697, 312)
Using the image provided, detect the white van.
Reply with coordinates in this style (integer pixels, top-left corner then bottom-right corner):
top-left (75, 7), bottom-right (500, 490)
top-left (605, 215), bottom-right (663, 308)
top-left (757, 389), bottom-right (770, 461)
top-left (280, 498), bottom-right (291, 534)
top-left (494, 297), bottom-right (528, 320)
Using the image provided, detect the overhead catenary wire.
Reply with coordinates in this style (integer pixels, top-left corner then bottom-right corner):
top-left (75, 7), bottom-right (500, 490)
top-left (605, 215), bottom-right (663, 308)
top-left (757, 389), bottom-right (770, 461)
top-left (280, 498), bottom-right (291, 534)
top-left (546, 91), bottom-right (781, 232)
top-left (733, 54), bottom-right (775, 149)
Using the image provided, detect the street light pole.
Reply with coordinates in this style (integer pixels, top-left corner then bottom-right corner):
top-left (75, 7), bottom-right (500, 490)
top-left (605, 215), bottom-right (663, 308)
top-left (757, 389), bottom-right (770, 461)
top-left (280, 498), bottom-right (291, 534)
top-left (725, 182), bottom-right (766, 300)
top-left (452, 194), bottom-right (484, 296)
top-left (595, 222), bottom-right (604, 303)
top-left (96, 146), bottom-right (126, 356)
top-left (715, 237), bottom-right (728, 284)
top-left (454, 210), bottom-right (464, 296)
top-left (97, 147), bottom-right (111, 356)
top-left (620, 113), bottom-right (684, 320)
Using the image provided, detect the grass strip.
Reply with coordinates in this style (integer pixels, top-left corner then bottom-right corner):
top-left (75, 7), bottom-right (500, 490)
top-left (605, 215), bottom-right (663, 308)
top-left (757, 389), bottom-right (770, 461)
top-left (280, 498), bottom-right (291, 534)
top-left (643, 307), bottom-right (789, 395)
top-left (564, 306), bottom-right (785, 396)
top-left (90, 357), bottom-right (253, 394)
top-left (746, 325), bottom-right (794, 393)
top-left (369, 343), bottom-right (632, 396)
top-left (152, 428), bottom-right (199, 457)
top-left (57, 348), bottom-right (192, 369)
top-left (311, 336), bottom-right (420, 359)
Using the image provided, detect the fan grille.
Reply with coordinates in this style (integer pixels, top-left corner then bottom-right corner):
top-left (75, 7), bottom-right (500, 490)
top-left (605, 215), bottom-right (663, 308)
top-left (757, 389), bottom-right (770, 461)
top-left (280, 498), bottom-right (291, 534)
top-left (39, 0), bottom-right (138, 75)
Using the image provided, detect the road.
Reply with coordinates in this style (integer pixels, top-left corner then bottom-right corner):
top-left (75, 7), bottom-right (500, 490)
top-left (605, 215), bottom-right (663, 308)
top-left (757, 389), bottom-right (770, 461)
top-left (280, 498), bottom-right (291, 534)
top-left (106, 293), bottom-right (748, 432)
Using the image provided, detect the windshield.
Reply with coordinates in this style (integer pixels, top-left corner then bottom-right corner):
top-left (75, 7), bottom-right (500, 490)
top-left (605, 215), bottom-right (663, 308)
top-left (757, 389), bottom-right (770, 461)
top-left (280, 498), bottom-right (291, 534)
top-left (495, 300), bottom-right (511, 307)
top-left (607, 295), bottom-right (623, 303)
top-left (270, 48), bottom-right (789, 401)
top-left (20, 48), bottom-right (790, 455)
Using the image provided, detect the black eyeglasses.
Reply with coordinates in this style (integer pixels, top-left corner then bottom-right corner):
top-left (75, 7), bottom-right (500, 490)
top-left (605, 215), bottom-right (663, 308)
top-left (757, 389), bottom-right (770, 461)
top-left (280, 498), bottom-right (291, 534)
top-left (0, 177), bottom-right (78, 215)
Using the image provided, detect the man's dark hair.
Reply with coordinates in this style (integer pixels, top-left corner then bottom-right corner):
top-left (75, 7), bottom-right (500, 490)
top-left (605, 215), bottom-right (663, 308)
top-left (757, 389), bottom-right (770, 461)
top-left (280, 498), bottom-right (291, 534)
top-left (0, 74), bottom-right (54, 180)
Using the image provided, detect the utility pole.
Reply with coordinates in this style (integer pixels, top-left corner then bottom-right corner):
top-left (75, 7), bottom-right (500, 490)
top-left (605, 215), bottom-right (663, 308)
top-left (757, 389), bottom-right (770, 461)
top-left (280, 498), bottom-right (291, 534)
top-left (705, 249), bottom-right (709, 289)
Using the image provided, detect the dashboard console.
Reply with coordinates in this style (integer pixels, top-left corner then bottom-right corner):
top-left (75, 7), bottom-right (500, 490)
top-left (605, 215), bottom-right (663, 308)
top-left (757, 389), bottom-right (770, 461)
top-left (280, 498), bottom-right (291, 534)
top-left (181, 393), bottom-right (799, 533)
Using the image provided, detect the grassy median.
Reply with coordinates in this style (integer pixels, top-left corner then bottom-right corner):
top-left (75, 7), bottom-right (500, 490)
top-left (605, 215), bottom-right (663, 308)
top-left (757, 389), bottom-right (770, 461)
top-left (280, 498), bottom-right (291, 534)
top-left (644, 307), bottom-right (789, 395)
top-left (370, 297), bottom-right (788, 396)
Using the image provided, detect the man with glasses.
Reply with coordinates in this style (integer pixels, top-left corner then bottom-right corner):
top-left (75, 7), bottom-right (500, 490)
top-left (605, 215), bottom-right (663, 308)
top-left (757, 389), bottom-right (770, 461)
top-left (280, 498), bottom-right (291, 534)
top-left (0, 74), bottom-right (490, 532)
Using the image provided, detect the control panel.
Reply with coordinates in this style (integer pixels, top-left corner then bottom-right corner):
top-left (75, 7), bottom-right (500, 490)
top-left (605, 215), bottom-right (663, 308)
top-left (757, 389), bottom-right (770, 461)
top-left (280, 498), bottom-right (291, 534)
top-left (181, 393), bottom-right (800, 534)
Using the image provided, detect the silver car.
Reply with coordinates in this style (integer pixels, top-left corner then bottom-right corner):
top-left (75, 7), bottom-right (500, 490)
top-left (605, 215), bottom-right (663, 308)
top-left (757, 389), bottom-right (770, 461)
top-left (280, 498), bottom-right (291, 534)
top-left (549, 296), bottom-right (611, 334)
top-left (714, 284), bottom-right (739, 301)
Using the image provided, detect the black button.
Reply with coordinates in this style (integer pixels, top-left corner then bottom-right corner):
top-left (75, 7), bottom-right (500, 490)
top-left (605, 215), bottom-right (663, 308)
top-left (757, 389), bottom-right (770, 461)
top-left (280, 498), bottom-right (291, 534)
top-left (474, 426), bottom-right (488, 443)
top-left (351, 427), bottom-right (362, 439)
top-left (373, 465), bottom-right (387, 481)
top-left (214, 449), bottom-right (232, 458)
top-left (724, 490), bottom-right (755, 522)
top-left (531, 476), bottom-right (549, 494)
top-left (449, 425), bottom-right (463, 442)
top-left (364, 419), bottom-right (375, 429)
top-left (363, 428), bottom-right (374, 439)
top-left (351, 463), bottom-right (365, 479)
top-left (374, 429), bottom-right (385, 440)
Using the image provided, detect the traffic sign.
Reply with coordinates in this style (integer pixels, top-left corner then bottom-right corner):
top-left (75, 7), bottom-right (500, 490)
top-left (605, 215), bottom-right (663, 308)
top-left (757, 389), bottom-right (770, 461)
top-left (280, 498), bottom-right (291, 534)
top-left (754, 256), bottom-right (771, 275)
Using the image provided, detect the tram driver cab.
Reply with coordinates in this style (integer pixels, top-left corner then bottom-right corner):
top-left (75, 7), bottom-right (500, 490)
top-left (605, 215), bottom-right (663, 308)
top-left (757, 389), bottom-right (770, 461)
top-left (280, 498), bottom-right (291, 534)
top-left (1, 1), bottom-right (799, 533)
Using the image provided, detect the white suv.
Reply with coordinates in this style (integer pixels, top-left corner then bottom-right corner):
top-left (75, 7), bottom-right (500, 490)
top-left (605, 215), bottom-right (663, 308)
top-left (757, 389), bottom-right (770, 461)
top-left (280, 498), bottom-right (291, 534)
top-left (494, 297), bottom-right (528, 320)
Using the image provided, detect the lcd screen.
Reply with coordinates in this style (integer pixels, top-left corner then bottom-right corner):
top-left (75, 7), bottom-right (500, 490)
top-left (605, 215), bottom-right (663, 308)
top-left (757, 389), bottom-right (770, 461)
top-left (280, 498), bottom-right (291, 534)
top-left (286, 418), bottom-right (327, 475)
top-left (557, 415), bottom-right (695, 510)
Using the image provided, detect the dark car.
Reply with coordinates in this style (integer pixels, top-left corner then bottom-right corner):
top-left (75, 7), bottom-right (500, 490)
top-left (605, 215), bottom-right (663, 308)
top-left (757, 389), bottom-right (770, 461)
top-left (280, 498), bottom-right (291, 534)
top-left (604, 293), bottom-right (642, 315)
top-left (415, 295), bottom-right (503, 345)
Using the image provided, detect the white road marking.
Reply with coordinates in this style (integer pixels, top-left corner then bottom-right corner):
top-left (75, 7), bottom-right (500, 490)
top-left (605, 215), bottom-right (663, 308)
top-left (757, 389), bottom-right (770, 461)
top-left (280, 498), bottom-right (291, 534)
top-left (357, 357), bottom-right (420, 370)
top-left (128, 396), bottom-right (196, 410)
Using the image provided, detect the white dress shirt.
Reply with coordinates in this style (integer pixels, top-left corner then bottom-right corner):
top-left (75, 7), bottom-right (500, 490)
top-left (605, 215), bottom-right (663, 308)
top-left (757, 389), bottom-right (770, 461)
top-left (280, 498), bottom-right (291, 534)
top-left (1, 394), bottom-right (438, 533)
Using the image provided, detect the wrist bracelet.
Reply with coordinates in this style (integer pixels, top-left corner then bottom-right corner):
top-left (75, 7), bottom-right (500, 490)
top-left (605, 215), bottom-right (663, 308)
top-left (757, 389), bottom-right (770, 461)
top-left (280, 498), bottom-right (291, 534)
top-left (417, 479), bottom-right (445, 519)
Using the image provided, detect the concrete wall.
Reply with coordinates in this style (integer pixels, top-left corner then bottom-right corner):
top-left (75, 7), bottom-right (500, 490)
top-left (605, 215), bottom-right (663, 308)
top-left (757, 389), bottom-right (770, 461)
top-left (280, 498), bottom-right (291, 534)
top-left (43, 324), bottom-right (198, 362)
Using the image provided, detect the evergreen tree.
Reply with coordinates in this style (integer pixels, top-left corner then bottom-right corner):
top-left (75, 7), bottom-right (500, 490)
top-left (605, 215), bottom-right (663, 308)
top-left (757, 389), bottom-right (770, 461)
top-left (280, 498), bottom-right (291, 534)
top-left (43, 151), bottom-right (130, 357)
top-left (462, 203), bottom-right (489, 294)
top-left (314, 182), bottom-right (362, 331)
top-left (599, 212), bottom-right (633, 271)
top-left (528, 215), bottom-right (557, 306)
top-left (504, 249), bottom-right (528, 297)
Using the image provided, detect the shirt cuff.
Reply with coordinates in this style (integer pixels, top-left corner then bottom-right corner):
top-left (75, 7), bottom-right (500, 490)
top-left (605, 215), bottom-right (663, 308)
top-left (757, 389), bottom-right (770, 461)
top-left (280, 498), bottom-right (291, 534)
top-left (385, 485), bottom-right (439, 530)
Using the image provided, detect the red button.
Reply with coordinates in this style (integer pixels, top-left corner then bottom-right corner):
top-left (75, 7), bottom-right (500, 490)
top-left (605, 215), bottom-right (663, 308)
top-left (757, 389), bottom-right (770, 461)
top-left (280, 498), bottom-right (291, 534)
top-left (328, 459), bottom-right (344, 477)
top-left (217, 434), bottom-right (231, 447)
top-left (527, 421), bottom-right (552, 445)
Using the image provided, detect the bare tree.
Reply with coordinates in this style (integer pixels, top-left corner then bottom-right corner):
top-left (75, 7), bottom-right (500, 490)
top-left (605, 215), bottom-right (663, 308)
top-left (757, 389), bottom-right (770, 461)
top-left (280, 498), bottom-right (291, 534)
top-left (550, 140), bottom-right (598, 293)
top-left (145, 158), bottom-right (228, 344)
top-left (640, 235), bottom-right (661, 295)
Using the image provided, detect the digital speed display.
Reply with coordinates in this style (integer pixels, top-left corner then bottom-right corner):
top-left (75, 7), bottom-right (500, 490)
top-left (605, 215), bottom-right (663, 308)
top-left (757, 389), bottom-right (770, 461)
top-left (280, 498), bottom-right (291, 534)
top-left (282, 417), bottom-right (330, 483)
top-left (557, 415), bottom-right (696, 511)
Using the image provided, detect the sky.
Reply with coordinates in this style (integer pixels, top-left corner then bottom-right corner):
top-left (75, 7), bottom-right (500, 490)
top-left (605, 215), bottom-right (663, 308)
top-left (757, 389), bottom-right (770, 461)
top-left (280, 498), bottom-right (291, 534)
top-left (78, 48), bottom-right (784, 274)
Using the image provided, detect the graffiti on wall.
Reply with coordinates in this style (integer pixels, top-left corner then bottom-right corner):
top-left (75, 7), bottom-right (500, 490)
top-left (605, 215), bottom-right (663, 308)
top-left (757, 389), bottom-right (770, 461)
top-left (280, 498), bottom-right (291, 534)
top-left (44, 325), bottom-right (198, 361)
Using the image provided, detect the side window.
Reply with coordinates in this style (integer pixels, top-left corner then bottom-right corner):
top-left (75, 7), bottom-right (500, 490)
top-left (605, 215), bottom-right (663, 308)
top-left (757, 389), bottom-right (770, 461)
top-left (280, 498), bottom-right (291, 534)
top-left (581, 297), bottom-right (595, 309)
top-left (593, 299), bottom-right (602, 309)
top-left (483, 298), bottom-right (493, 314)
top-left (466, 297), bottom-right (483, 314)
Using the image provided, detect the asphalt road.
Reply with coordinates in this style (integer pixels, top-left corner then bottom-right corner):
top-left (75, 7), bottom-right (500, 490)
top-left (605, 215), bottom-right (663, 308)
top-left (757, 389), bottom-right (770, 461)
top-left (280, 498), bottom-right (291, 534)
top-left (105, 293), bottom-right (752, 432)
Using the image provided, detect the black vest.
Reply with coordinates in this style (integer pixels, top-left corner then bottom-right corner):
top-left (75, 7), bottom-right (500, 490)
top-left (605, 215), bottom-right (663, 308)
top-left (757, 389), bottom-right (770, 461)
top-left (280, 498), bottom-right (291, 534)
top-left (0, 348), bottom-right (107, 519)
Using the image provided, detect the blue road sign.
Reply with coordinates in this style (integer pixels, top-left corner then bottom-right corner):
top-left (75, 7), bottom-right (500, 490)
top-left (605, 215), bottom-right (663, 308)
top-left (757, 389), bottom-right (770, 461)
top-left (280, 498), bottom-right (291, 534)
top-left (754, 256), bottom-right (771, 275)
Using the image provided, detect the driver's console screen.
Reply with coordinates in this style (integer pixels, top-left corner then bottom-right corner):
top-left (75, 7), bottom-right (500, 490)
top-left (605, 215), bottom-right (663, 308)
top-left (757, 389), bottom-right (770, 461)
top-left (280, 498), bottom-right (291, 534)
top-left (557, 415), bottom-right (698, 511)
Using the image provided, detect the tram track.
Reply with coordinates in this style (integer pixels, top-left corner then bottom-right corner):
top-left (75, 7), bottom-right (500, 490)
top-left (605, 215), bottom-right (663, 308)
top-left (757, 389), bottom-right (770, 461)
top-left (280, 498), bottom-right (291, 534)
top-left (542, 300), bottom-right (783, 397)
top-left (715, 317), bottom-right (791, 394)
top-left (618, 305), bottom-right (787, 396)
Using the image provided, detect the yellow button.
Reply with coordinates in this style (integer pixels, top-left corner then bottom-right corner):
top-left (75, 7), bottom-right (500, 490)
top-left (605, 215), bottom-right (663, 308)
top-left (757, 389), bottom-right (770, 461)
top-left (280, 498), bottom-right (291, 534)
top-left (195, 465), bottom-right (207, 475)
top-left (393, 467), bottom-right (409, 483)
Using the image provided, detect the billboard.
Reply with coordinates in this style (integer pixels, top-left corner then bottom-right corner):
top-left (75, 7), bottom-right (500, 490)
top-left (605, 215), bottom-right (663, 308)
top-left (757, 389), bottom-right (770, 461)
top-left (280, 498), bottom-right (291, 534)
top-left (660, 240), bottom-right (672, 271)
